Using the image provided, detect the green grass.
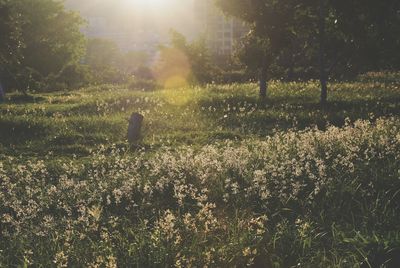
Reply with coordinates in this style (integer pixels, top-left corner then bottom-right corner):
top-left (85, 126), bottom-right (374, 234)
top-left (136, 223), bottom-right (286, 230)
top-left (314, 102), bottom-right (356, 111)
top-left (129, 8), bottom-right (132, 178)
top-left (0, 73), bottom-right (399, 267)
top-left (1, 77), bottom-right (399, 157)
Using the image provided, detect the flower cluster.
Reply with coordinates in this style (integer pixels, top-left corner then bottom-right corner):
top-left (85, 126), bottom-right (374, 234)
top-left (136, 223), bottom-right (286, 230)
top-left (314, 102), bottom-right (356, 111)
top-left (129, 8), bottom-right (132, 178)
top-left (0, 117), bottom-right (399, 266)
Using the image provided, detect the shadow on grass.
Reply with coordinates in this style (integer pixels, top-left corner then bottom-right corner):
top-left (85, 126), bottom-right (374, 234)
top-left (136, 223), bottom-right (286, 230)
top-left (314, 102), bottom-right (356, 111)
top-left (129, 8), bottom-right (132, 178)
top-left (197, 93), bottom-right (400, 135)
top-left (0, 118), bottom-right (51, 144)
top-left (5, 94), bottom-right (46, 104)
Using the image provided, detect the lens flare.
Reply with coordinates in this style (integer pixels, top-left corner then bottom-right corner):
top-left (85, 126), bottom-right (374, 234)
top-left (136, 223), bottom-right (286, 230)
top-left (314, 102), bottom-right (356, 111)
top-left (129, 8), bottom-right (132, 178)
top-left (153, 47), bottom-right (192, 89)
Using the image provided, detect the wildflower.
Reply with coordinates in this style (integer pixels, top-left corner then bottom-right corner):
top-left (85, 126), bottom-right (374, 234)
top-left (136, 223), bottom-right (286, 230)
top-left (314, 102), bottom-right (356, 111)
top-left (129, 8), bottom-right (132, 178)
top-left (88, 205), bottom-right (102, 221)
top-left (243, 247), bottom-right (252, 257)
top-left (54, 251), bottom-right (68, 268)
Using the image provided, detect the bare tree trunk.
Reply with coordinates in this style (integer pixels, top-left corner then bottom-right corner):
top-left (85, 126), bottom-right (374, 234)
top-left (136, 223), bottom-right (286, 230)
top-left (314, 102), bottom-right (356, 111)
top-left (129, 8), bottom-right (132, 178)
top-left (0, 81), bottom-right (5, 103)
top-left (259, 54), bottom-right (268, 98)
top-left (288, 47), bottom-right (295, 81)
top-left (319, 0), bottom-right (328, 106)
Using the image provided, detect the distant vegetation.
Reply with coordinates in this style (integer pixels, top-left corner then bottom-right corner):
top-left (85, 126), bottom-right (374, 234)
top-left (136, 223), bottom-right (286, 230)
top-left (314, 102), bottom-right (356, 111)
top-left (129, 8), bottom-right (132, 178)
top-left (216, 0), bottom-right (400, 102)
top-left (1, 0), bottom-right (399, 98)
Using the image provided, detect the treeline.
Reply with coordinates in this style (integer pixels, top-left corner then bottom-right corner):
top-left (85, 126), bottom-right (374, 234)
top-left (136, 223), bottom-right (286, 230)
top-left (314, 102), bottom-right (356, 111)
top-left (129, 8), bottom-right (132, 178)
top-left (0, 0), bottom-right (240, 94)
top-left (1, 0), bottom-right (399, 95)
top-left (216, 0), bottom-right (400, 102)
top-left (0, 0), bottom-right (157, 93)
top-left (0, 0), bottom-right (85, 92)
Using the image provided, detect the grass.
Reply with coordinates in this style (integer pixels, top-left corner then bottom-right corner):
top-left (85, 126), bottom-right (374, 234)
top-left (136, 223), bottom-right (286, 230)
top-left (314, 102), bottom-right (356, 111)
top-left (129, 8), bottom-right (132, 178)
top-left (1, 76), bottom-right (399, 157)
top-left (0, 72), bottom-right (399, 267)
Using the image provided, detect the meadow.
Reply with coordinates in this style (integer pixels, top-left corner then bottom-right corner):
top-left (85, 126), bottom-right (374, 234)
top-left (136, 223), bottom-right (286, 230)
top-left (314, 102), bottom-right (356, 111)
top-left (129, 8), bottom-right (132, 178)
top-left (0, 72), bottom-right (399, 267)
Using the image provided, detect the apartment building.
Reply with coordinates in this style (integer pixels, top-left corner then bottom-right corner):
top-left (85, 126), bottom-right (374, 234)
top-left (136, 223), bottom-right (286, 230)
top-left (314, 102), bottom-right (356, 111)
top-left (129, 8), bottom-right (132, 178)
top-left (194, 0), bottom-right (248, 55)
top-left (65, 0), bottom-right (247, 56)
top-left (83, 17), bottom-right (162, 55)
top-left (65, 0), bottom-right (169, 56)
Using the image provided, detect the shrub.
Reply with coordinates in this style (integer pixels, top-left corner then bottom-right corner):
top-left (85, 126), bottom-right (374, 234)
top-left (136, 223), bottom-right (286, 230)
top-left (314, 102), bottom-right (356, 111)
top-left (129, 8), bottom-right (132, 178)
top-left (55, 64), bottom-right (92, 89)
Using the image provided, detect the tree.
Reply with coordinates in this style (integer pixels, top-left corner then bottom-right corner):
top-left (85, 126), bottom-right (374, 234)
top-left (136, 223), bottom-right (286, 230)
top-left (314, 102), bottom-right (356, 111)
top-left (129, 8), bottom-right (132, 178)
top-left (155, 30), bottom-right (215, 87)
top-left (22, 0), bottom-right (85, 90)
top-left (330, 0), bottom-right (400, 72)
top-left (235, 32), bottom-right (270, 93)
top-left (215, 0), bottom-right (297, 98)
top-left (0, 0), bottom-right (22, 95)
top-left (84, 38), bottom-right (125, 84)
top-left (169, 30), bottom-right (216, 84)
top-left (318, 0), bottom-right (328, 105)
top-left (0, 0), bottom-right (85, 91)
top-left (120, 51), bottom-right (149, 76)
top-left (216, 0), bottom-right (400, 103)
top-left (85, 39), bottom-right (121, 71)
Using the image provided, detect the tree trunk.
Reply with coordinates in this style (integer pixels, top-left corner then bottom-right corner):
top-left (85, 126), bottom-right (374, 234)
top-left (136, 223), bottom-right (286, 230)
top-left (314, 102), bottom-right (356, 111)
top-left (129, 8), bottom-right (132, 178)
top-left (0, 81), bottom-right (5, 103)
top-left (259, 55), bottom-right (268, 98)
top-left (288, 47), bottom-right (295, 81)
top-left (319, 0), bottom-right (328, 106)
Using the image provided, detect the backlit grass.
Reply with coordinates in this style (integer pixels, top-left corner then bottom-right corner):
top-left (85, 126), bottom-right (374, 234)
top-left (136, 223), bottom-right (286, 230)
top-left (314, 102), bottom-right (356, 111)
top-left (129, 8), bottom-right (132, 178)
top-left (0, 73), bottom-right (399, 267)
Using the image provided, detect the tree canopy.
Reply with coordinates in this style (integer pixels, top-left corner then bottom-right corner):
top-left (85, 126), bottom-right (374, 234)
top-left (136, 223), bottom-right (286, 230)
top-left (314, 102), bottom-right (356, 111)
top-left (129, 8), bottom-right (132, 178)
top-left (0, 0), bottom-right (22, 89)
top-left (216, 0), bottom-right (400, 102)
top-left (0, 0), bottom-right (85, 91)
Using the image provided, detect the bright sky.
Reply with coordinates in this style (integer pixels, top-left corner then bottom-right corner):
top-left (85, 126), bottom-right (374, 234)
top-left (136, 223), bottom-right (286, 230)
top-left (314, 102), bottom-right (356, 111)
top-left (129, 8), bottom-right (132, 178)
top-left (65, 0), bottom-right (199, 38)
top-left (122, 0), bottom-right (177, 10)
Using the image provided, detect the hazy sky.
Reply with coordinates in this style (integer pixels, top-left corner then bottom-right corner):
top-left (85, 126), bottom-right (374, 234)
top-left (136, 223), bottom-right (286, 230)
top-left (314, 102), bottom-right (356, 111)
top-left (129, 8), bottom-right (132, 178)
top-left (64, 0), bottom-right (200, 38)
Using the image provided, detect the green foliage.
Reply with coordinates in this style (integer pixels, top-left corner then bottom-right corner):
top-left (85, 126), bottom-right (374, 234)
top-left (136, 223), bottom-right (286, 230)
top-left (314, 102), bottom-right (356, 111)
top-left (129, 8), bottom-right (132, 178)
top-left (0, 0), bottom-right (21, 63)
top-left (167, 30), bottom-right (216, 84)
top-left (331, 0), bottom-right (400, 71)
top-left (18, 0), bottom-right (85, 90)
top-left (0, 0), bottom-right (22, 91)
top-left (84, 38), bottom-right (154, 86)
top-left (54, 63), bottom-right (93, 90)
top-left (133, 65), bottom-right (154, 80)
top-left (235, 34), bottom-right (266, 72)
top-left (216, 0), bottom-right (400, 98)
top-left (120, 51), bottom-right (149, 75)
top-left (84, 38), bottom-right (124, 84)
top-left (0, 0), bottom-right (86, 92)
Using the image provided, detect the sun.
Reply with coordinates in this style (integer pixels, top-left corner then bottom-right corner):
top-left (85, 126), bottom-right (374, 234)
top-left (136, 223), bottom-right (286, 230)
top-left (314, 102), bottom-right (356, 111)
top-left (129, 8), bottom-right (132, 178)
top-left (125, 0), bottom-right (169, 9)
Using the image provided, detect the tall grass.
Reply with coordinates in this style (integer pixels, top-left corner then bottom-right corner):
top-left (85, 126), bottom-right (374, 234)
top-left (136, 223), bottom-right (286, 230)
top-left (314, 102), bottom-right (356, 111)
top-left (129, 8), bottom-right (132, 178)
top-left (0, 73), bottom-right (399, 266)
top-left (0, 118), bottom-right (399, 267)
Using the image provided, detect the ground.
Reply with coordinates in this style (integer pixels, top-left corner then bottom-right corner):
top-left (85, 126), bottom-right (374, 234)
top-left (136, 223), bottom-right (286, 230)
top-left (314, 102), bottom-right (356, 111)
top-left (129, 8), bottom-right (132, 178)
top-left (0, 72), bottom-right (399, 267)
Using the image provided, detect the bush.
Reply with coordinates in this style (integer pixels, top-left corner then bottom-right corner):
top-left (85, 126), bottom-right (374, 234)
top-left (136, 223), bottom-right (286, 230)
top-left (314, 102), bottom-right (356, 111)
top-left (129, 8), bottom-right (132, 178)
top-left (56, 64), bottom-right (92, 89)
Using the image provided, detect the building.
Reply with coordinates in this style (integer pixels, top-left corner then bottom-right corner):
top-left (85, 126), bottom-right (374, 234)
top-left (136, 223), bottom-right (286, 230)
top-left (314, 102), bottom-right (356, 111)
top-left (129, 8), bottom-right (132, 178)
top-left (194, 0), bottom-right (248, 55)
top-left (65, 0), bottom-right (169, 56)
top-left (82, 16), bottom-right (163, 56)
top-left (64, 0), bottom-right (247, 57)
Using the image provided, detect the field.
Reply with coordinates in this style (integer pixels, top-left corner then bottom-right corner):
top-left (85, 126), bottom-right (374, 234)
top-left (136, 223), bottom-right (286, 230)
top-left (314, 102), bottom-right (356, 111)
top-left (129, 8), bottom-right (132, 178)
top-left (0, 72), bottom-right (400, 267)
